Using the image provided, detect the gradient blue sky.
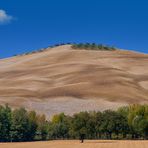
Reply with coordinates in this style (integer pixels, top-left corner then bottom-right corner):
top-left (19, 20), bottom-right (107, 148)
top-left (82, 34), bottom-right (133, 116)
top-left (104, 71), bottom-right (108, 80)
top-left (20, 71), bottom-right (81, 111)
top-left (0, 0), bottom-right (148, 58)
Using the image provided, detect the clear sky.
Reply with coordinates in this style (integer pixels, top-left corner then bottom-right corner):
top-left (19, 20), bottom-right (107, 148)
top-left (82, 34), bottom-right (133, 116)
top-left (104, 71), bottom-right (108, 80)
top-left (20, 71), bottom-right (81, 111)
top-left (0, 0), bottom-right (148, 58)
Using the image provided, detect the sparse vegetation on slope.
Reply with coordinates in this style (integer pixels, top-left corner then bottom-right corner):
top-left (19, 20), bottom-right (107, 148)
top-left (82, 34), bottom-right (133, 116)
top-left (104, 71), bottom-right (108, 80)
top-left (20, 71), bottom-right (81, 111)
top-left (13, 43), bottom-right (72, 57)
top-left (0, 104), bottom-right (148, 142)
top-left (13, 43), bottom-right (116, 57)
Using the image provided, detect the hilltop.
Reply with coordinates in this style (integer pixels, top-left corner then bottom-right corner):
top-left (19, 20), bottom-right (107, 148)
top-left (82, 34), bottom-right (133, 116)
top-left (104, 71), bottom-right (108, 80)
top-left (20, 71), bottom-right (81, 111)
top-left (0, 44), bottom-right (148, 117)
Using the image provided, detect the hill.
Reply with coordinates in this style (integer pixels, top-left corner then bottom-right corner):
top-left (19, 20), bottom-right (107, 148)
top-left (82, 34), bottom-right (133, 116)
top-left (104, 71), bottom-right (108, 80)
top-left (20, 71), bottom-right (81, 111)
top-left (0, 45), bottom-right (148, 117)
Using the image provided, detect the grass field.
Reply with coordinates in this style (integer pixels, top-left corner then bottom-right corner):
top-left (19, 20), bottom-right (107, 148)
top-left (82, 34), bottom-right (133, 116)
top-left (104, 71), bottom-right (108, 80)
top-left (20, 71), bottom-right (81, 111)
top-left (0, 140), bottom-right (148, 148)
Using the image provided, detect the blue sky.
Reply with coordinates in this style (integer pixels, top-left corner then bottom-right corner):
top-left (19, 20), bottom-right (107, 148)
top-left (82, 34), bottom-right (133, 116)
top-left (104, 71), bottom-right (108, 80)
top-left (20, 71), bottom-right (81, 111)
top-left (0, 0), bottom-right (148, 58)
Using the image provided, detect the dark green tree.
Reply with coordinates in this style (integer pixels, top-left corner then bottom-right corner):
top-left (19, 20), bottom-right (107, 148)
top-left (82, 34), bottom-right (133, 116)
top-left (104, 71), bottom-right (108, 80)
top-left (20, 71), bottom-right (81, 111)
top-left (0, 105), bottom-right (12, 142)
top-left (71, 112), bottom-right (90, 142)
top-left (27, 111), bottom-right (38, 141)
top-left (10, 108), bottom-right (29, 142)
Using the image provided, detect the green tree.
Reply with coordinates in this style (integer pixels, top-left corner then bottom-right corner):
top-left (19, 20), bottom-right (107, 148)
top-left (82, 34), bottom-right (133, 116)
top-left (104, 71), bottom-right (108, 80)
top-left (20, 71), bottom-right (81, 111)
top-left (71, 112), bottom-right (90, 142)
top-left (128, 105), bottom-right (148, 139)
top-left (100, 110), bottom-right (128, 139)
top-left (0, 105), bottom-right (12, 142)
top-left (50, 113), bottom-right (70, 139)
top-left (10, 108), bottom-right (30, 142)
top-left (27, 111), bottom-right (38, 141)
top-left (36, 114), bottom-right (48, 140)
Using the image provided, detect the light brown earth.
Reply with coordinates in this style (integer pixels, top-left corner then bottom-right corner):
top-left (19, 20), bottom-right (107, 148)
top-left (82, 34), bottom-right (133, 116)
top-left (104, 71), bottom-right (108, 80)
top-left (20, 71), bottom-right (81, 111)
top-left (0, 140), bottom-right (148, 148)
top-left (0, 45), bottom-right (148, 118)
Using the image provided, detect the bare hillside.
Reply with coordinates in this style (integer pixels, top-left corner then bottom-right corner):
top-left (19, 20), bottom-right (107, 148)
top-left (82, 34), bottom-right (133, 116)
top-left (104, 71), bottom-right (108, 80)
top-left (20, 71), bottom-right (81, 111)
top-left (0, 45), bottom-right (148, 117)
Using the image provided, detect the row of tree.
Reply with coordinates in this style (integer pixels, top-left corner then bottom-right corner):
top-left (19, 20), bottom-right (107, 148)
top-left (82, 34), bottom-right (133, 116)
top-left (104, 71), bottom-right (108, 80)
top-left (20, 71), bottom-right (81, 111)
top-left (14, 43), bottom-right (116, 57)
top-left (0, 105), bottom-right (48, 142)
top-left (72, 43), bottom-right (116, 50)
top-left (49, 104), bottom-right (148, 140)
top-left (0, 104), bottom-right (147, 142)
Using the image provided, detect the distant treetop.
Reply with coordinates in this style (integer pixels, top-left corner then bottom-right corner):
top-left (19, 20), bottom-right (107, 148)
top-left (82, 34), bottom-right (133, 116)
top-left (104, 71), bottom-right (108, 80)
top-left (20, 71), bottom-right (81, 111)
top-left (72, 43), bottom-right (116, 51)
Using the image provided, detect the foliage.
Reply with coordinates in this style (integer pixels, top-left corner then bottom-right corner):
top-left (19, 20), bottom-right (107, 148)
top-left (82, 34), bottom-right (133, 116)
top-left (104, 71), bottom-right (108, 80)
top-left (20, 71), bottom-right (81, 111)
top-left (0, 104), bottom-right (147, 142)
top-left (72, 43), bottom-right (116, 51)
top-left (0, 105), bottom-right (11, 142)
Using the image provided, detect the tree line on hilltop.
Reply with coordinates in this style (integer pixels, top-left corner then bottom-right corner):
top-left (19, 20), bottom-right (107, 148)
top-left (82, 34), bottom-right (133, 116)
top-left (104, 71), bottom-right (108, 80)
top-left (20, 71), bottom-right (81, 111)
top-left (13, 43), bottom-right (116, 57)
top-left (0, 104), bottom-right (147, 142)
top-left (72, 43), bottom-right (116, 50)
